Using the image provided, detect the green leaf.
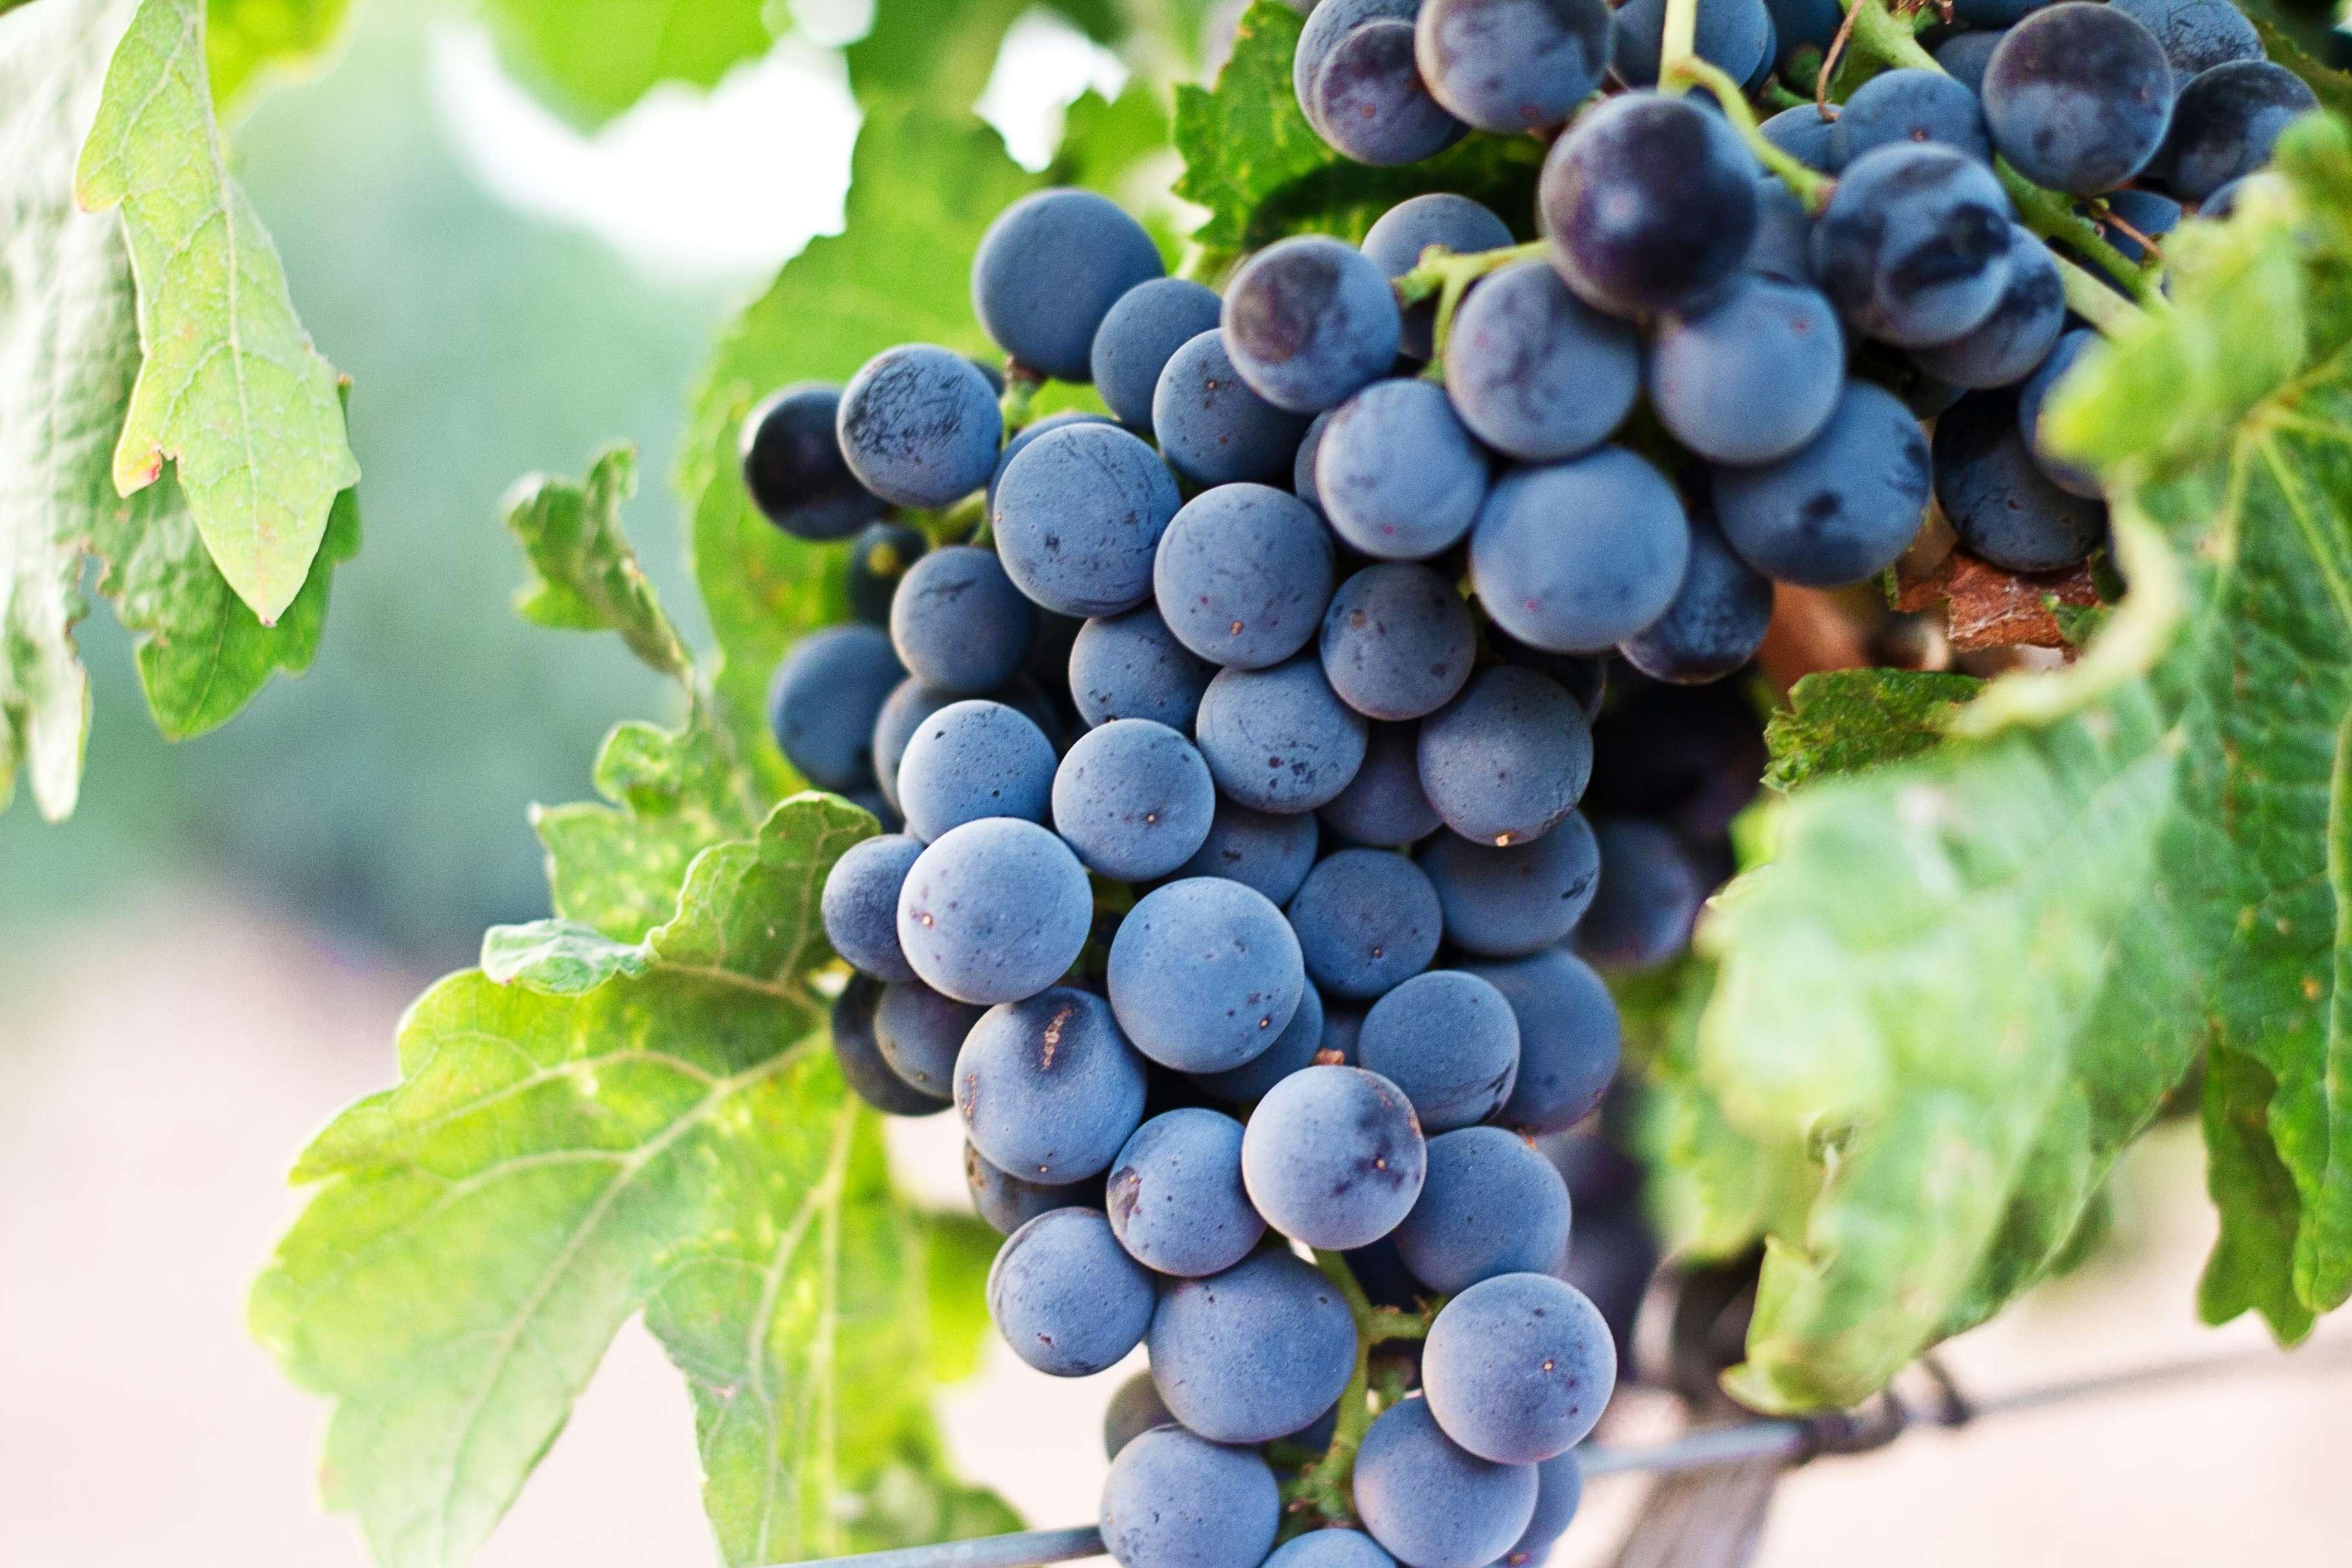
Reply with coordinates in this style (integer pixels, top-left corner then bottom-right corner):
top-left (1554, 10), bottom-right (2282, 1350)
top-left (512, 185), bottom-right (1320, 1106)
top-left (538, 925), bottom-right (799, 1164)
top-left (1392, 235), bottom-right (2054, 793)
top-left (1763, 670), bottom-right (1983, 793)
top-left (76, 0), bottom-right (360, 624)
top-left (207, 0), bottom-right (353, 110)
top-left (846, 0), bottom-right (1124, 110)
top-left (504, 446), bottom-right (692, 682)
top-left (480, 918), bottom-right (654, 994)
top-left (478, 0), bottom-right (770, 127)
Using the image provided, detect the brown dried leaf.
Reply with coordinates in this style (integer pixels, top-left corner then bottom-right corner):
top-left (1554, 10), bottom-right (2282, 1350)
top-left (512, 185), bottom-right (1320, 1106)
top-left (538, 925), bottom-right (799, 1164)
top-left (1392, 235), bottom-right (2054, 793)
top-left (1894, 552), bottom-right (2099, 651)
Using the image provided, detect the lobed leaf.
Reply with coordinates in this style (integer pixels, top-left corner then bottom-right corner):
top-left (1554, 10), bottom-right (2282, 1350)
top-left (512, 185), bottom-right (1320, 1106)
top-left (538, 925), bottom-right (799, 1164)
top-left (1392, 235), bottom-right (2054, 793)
top-left (504, 445), bottom-right (692, 682)
top-left (1762, 670), bottom-right (1982, 793)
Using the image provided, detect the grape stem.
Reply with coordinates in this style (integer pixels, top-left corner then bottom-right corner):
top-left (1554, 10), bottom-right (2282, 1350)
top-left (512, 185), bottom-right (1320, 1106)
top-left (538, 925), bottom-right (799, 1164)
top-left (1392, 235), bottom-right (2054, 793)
top-left (1283, 1249), bottom-right (1441, 1525)
top-left (1391, 240), bottom-right (1549, 368)
top-left (998, 369), bottom-right (1042, 432)
top-left (1664, 57), bottom-right (1835, 214)
top-left (1658, 0), bottom-right (1700, 97)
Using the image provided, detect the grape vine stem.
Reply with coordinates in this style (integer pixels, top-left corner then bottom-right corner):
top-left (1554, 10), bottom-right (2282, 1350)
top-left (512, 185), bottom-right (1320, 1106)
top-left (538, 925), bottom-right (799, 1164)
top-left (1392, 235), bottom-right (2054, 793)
top-left (1665, 57), bottom-right (1833, 213)
top-left (1282, 1249), bottom-right (1440, 1525)
top-left (1391, 240), bottom-right (1549, 368)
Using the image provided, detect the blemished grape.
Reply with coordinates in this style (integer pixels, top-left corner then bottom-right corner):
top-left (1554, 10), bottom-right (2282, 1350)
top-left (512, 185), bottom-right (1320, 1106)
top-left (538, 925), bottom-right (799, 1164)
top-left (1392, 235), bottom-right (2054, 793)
top-left (834, 978), bottom-right (950, 1116)
top-left (1910, 226), bottom-right (2066, 389)
top-left (1320, 563), bottom-right (1477, 723)
top-left (1575, 817), bottom-right (1706, 970)
top-left (1190, 979), bottom-right (1327, 1102)
top-left (1264, 1529), bottom-right (1397, 1568)
top-left (1352, 1397), bottom-right (1539, 1568)
top-left (1413, 0), bottom-right (1613, 134)
top-left (873, 979), bottom-right (987, 1099)
top-left (1981, 5), bottom-right (2174, 194)
top-left (989, 410), bottom-right (1116, 506)
top-left (894, 699), bottom-right (1057, 843)
top-left (1746, 176), bottom-right (1816, 284)
top-left (1053, 719), bottom-right (1219, 882)
top-left (1147, 1247), bottom-right (1360, 1442)
top-left (1539, 91), bottom-right (1759, 320)
top-left (2161, 60), bottom-right (2319, 200)
top-left (967, 1141), bottom-right (1092, 1235)
top-left (1649, 274), bottom-right (1845, 465)
top-left (1392, 1125), bottom-right (1575, 1293)
top-left (1109, 876), bottom-right (1308, 1073)
top-left (1361, 193), bottom-right (1514, 358)
top-left (897, 817), bottom-right (1094, 1004)
top-left (1442, 260), bottom-right (1641, 462)
top-left (1300, 10), bottom-right (1469, 166)
top-left (987, 1205), bottom-right (1157, 1376)
top-left (1618, 513), bottom-right (1776, 686)
top-left (1834, 67), bottom-right (1993, 165)
top-left (768, 624), bottom-right (904, 792)
top-left (992, 422), bottom-right (1182, 618)
top-left (1069, 605), bottom-right (1216, 733)
top-left (1357, 969), bottom-right (1522, 1131)
top-left (821, 834), bottom-right (924, 983)
top-left (1417, 812), bottom-right (1599, 957)
top-left (1102, 1370), bottom-right (1177, 1459)
top-left (1935, 29), bottom-right (2006, 96)
top-left (846, 520), bottom-right (927, 626)
top-left (1933, 390), bottom-right (2110, 572)
top-left (1461, 946), bottom-right (1621, 1132)
top-left (972, 188), bottom-right (1165, 382)
top-left (1811, 143), bottom-right (2016, 347)
top-left (1469, 448), bottom-right (1691, 653)
top-left (1417, 666), bottom-right (1595, 848)
top-left (1243, 1064), bottom-right (1428, 1247)
top-left (2018, 327), bottom-right (2104, 497)
top-left (1106, 1106), bottom-right (1267, 1276)
top-left (1100, 1425), bottom-right (1281, 1568)
top-left (1712, 379), bottom-right (1932, 587)
top-left (1155, 329), bottom-right (1316, 487)
top-left (740, 382), bottom-right (884, 541)
top-left (1287, 847), bottom-right (1444, 999)
top-left (956, 985), bottom-right (1149, 1182)
top-left (1759, 104), bottom-right (1840, 170)
top-left (1504, 1451), bottom-right (1587, 1567)
top-left (1317, 379), bottom-right (1492, 560)
top-left (1155, 483), bottom-right (1337, 670)
top-left (836, 344), bottom-right (1004, 508)
top-left (1179, 796), bottom-right (1323, 904)
top-left (889, 546), bottom-right (1036, 696)
top-left (1609, 0), bottom-right (1774, 91)
top-left (1195, 656), bottom-right (1371, 814)
top-left (1094, 278), bottom-right (1225, 436)
top-left (1423, 1272), bottom-right (1615, 1462)
top-left (1321, 723), bottom-right (1444, 848)
top-left (1222, 237), bottom-right (1404, 415)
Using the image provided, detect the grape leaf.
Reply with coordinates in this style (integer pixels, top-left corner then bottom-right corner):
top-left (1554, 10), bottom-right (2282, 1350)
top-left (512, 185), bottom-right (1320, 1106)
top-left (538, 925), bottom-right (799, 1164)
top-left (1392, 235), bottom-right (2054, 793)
top-left (505, 446), bottom-right (692, 682)
top-left (478, 0), bottom-right (770, 127)
top-left (207, 0), bottom-right (353, 110)
top-left (846, 0), bottom-right (1125, 110)
top-left (1762, 670), bottom-right (1982, 793)
top-left (76, 0), bottom-right (359, 625)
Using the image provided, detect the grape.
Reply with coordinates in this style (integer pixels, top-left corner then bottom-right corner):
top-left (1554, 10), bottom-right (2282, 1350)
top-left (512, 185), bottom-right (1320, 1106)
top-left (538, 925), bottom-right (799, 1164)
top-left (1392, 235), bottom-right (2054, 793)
top-left (1540, 91), bottom-right (1759, 320)
top-left (989, 411), bottom-right (1116, 506)
top-left (1711, 380), bottom-right (1931, 586)
top-left (1179, 795), bottom-right (1323, 904)
top-left (972, 188), bottom-right (1166, 382)
top-left (894, 699), bottom-right (1057, 843)
top-left (1190, 979), bottom-right (1328, 1103)
top-left (1109, 877), bottom-right (1308, 1072)
top-left (897, 817), bottom-right (1094, 1003)
top-left (2199, 173), bottom-right (2252, 216)
top-left (1221, 236), bottom-right (1404, 414)
top-left (1418, 812), bottom-right (1599, 957)
top-left (1413, 0), bottom-right (1614, 134)
top-left (1649, 274), bottom-right (1844, 465)
top-left (1618, 513), bottom-right (1775, 685)
top-left (873, 979), bottom-right (987, 1099)
top-left (968, 1141), bottom-right (1093, 1235)
top-left (1288, 847), bottom-right (1444, 1000)
top-left (1442, 260), bottom-right (1641, 462)
top-left (1746, 175), bottom-right (1816, 285)
top-left (1352, 1397), bottom-right (1538, 1568)
top-left (1954, 0), bottom-right (2044, 23)
top-left (1241, 1064), bottom-right (1428, 1247)
top-left (1155, 329), bottom-right (1316, 487)
top-left (821, 834), bottom-right (924, 983)
top-left (1497, 640), bottom-right (1603, 720)
top-left (833, 978), bottom-right (950, 1116)
top-left (768, 624), bottom-right (904, 792)
top-left (1461, 947), bottom-right (1621, 1132)
top-left (1053, 719), bottom-right (1219, 882)
top-left (1155, 484), bottom-right (1336, 670)
top-left (1147, 1247), bottom-right (1359, 1442)
top-left (1811, 143), bottom-right (2016, 347)
top-left (740, 382), bottom-right (884, 541)
top-left (989, 1207), bottom-right (1156, 1379)
top-left (1576, 817), bottom-right (1706, 970)
top-left (1094, 278), bottom-right (1225, 436)
top-left (1357, 969), bottom-right (1522, 1131)
top-left (1321, 723), bottom-right (1444, 848)
top-left (1296, 1), bottom-right (1416, 108)
top-left (1468, 448), bottom-right (1691, 653)
top-left (1264, 1529), bottom-right (1396, 1568)
top-left (847, 520), bottom-right (927, 626)
top-left (1503, 1452), bottom-right (1587, 1567)
top-left (1069, 605), bottom-right (1216, 733)
top-left (1320, 563), bottom-right (1477, 722)
top-left (1315, 379), bottom-right (1491, 560)
top-left (1556, 1206), bottom-right (1656, 1368)
top-left (1758, 104), bottom-right (1840, 171)
top-left (2109, 0), bottom-right (2261, 85)
top-left (991, 423), bottom-right (1182, 618)
top-left (1101, 1426), bottom-right (1282, 1568)
top-left (889, 545), bottom-right (1037, 695)
top-left (2161, 60), bottom-right (2319, 201)
top-left (1981, 5), bottom-right (2174, 194)
top-left (1933, 390), bottom-right (2109, 571)
top-left (1417, 666), bottom-right (1595, 847)
top-left (1294, 410), bottom-right (1336, 515)
top-left (1105, 1107), bottom-right (1266, 1276)
top-left (2095, 187), bottom-right (2181, 264)
top-left (1935, 29), bottom-right (2006, 96)
top-left (1608, 0), bottom-right (1774, 91)
top-left (1586, 677), bottom-right (1763, 841)
top-left (871, 679), bottom-right (951, 814)
top-left (2017, 327), bottom-right (2104, 497)
top-left (836, 344), bottom-right (1004, 508)
top-left (1835, 67), bottom-right (1993, 165)
top-left (1423, 1272), bottom-right (1614, 1462)
top-left (1195, 657), bottom-right (1371, 813)
top-left (1908, 225), bottom-right (2065, 392)
top-left (1361, 193), bottom-right (1514, 358)
top-left (956, 986), bottom-right (1149, 1182)
top-left (1542, 1126), bottom-right (1642, 1211)
top-left (1103, 1370), bottom-right (1177, 1459)
top-left (1297, 6), bottom-right (1468, 167)
top-left (1393, 1125), bottom-right (1574, 1294)
top-left (1322, 1003), bottom-right (1367, 1063)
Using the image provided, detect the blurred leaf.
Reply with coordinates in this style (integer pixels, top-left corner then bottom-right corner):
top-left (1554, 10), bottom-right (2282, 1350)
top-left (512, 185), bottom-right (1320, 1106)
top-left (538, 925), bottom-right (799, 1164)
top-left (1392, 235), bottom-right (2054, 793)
top-left (1763, 670), bottom-right (1982, 793)
top-left (847, 0), bottom-right (1124, 109)
top-left (207, 0), bottom-right (353, 109)
top-left (505, 446), bottom-right (692, 681)
top-left (480, 0), bottom-right (770, 126)
top-left (921, 1210), bottom-right (1006, 1387)
top-left (76, 0), bottom-right (359, 625)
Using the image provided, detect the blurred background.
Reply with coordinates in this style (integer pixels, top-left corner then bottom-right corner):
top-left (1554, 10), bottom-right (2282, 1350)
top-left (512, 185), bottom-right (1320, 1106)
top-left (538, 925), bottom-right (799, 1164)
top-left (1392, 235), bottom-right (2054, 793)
top-left (5, 1), bottom-right (2349, 1563)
